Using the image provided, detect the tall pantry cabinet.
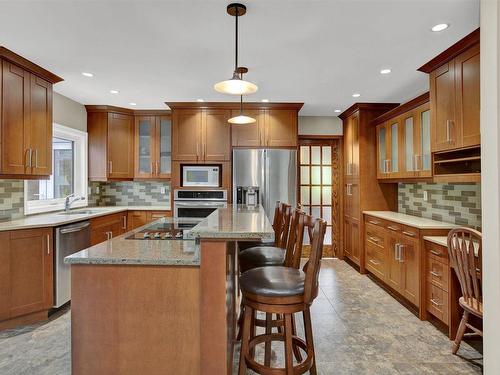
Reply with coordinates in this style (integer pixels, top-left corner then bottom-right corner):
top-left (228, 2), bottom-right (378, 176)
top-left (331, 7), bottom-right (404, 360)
top-left (339, 103), bottom-right (399, 272)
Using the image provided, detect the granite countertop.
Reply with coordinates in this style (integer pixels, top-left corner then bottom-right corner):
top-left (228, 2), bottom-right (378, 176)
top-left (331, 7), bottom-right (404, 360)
top-left (65, 217), bottom-right (199, 266)
top-left (423, 235), bottom-right (480, 257)
top-left (190, 204), bottom-right (274, 241)
top-left (363, 211), bottom-right (457, 230)
top-left (0, 205), bottom-right (171, 232)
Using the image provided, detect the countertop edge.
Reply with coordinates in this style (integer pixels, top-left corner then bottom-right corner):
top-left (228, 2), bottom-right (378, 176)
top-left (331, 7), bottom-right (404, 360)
top-left (363, 211), bottom-right (457, 229)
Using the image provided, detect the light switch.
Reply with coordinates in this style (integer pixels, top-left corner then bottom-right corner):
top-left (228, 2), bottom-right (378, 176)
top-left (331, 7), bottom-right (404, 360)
top-left (423, 191), bottom-right (428, 202)
top-left (160, 187), bottom-right (166, 194)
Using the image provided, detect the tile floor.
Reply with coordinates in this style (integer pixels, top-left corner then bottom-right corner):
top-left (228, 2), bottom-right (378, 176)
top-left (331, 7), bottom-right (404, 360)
top-left (0, 259), bottom-right (482, 374)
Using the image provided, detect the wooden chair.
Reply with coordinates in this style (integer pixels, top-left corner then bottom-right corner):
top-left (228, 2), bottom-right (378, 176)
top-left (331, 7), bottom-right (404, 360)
top-left (238, 218), bottom-right (327, 375)
top-left (447, 227), bottom-right (483, 354)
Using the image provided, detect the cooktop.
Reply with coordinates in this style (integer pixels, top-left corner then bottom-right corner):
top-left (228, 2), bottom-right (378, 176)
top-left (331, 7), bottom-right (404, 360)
top-left (125, 222), bottom-right (197, 241)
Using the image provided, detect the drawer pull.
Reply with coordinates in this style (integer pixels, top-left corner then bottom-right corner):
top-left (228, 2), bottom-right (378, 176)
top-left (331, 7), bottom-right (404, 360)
top-left (402, 230), bottom-right (416, 237)
top-left (367, 236), bottom-right (380, 243)
top-left (368, 259), bottom-right (380, 266)
top-left (430, 271), bottom-right (441, 278)
top-left (368, 220), bottom-right (380, 225)
top-left (430, 298), bottom-right (443, 307)
top-left (430, 250), bottom-right (442, 256)
top-left (387, 226), bottom-right (399, 231)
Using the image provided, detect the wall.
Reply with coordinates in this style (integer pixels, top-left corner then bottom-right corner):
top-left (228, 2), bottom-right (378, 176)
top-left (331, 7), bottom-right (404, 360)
top-left (0, 93), bottom-right (88, 221)
top-left (88, 181), bottom-right (170, 208)
top-left (298, 116), bottom-right (342, 135)
top-left (480, 0), bottom-right (500, 373)
top-left (398, 183), bottom-right (481, 229)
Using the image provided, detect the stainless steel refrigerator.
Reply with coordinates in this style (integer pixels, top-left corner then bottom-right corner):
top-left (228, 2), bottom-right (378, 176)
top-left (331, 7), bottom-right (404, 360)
top-left (233, 149), bottom-right (297, 218)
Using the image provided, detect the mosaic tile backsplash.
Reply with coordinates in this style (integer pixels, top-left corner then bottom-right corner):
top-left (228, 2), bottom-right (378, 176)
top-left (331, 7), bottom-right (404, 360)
top-left (88, 181), bottom-right (170, 207)
top-left (0, 180), bottom-right (24, 221)
top-left (398, 183), bottom-right (481, 229)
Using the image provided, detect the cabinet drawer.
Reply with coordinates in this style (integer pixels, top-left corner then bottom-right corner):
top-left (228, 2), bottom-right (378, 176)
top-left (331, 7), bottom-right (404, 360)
top-left (365, 223), bottom-right (386, 250)
top-left (427, 257), bottom-right (449, 292)
top-left (426, 282), bottom-right (449, 324)
top-left (425, 241), bottom-right (449, 265)
top-left (385, 221), bottom-right (402, 233)
top-left (365, 215), bottom-right (386, 227)
top-left (365, 244), bottom-right (386, 280)
top-left (401, 225), bottom-right (419, 239)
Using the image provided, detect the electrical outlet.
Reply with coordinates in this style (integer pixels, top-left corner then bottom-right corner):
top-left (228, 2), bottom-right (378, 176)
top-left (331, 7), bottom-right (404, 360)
top-left (96, 186), bottom-right (100, 194)
top-left (423, 191), bottom-right (428, 202)
top-left (160, 187), bottom-right (166, 194)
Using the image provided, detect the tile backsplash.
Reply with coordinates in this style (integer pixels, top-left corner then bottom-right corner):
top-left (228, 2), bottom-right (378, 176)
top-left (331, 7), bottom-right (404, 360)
top-left (398, 182), bottom-right (481, 229)
top-left (0, 180), bottom-right (24, 221)
top-left (88, 181), bottom-right (170, 207)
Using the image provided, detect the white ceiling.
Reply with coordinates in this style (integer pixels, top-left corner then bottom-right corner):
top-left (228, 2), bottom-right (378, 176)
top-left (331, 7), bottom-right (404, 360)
top-left (0, 0), bottom-right (479, 115)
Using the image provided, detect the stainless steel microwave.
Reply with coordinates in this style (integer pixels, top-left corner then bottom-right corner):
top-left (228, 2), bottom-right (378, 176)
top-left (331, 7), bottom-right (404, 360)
top-left (181, 165), bottom-right (220, 187)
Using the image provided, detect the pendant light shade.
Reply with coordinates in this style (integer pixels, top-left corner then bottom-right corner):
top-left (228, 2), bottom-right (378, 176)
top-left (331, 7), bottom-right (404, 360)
top-left (214, 3), bottom-right (258, 95)
top-left (228, 114), bottom-right (256, 124)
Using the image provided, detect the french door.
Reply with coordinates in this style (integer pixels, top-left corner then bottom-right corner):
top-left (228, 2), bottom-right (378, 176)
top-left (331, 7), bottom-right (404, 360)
top-left (298, 138), bottom-right (341, 257)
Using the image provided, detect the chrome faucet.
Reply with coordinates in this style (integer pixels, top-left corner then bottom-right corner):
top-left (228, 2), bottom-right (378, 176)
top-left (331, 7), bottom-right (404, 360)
top-left (64, 194), bottom-right (84, 212)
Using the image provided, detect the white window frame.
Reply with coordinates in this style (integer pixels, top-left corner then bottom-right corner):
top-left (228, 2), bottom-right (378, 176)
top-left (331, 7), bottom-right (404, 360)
top-left (24, 123), bottom-right (88, 215)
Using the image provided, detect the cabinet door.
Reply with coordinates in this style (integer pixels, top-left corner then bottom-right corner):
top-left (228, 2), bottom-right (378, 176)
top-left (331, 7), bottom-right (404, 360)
top-left (107, 113), bottom-right (134, 179)
top-left (350, 219), bottom-right (360, 265)
top-left (416, 104), bottom-right (432, 177)
top-left (455, 43), bottom-right (480, 148)
top-left (127, 211), bottom-right (148, 231)
top-left (9, 228), bottom-right (53, 317)
top-left (90, 213), bottom-right (127, 245)
top-left (343, 217), bottom-right (351, 258)
top-left (430, 62), bottom-right (457, 152)
top-left (29, 75), bottom-right (52, 176)
top-left (203, 109), bottom-right (231, 161)
top-left (231, 109), bottom-right (264, 147)
top-left (386, 233), bottom-right (402, 292)
top-left (402, 112), bottom-right (418, 178)
top-left (266, 109), bottom-right (297, 147)
top-left (344, 117), bottom-right (353, 177)
top-left (157, 116), bottom-right (172, 177)
top-left (135, 116), bottom-right (155, 178)
top-left (376, 124), bottom-right (388, 179)
top-left (400, 236), bottom-right (420, 306)
top-left (172, 109), bottom-right (201, 161)
top-left (387, 118), bottom-right (399, 176)
top-left (350, 114), bottom-right (359, 177)
top-left (1, 61), bottom-right (30, 175)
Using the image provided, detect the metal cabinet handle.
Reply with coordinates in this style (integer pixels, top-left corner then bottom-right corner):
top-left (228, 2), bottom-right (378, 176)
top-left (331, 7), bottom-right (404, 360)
top-left (387, 226), bottom-right (399, 231)
top-left (413, 155), bottom-right (421, 172)
top-left (34, 149), bottom-right (39, 168)
top-left (47, 234), bottom-right (50, 255)
top-left (446, 120), bottom-right (454, 143)
top-left (399, 244), bottom-right (404, 263)
top-left (26, 148), bottom-right (32, 168)
top-left (402, 230), bottom-right (416, 237)
top-left (430, 250), bottom-right (442, 256)
top-left (430, 298), bottom-right (442, 307)
top-left (430, 271), bottom-right (441, 277)
top-left (368, 220), bottom-right (380, 225)
top-left (368, 236), bottom-right (379, 244)
top-left (156, 161), bottom-right (159, 175)
top-left (122, 215), bottom-right (127, 230)
top-left (369, 259), bottom-right (380, 266)
top-left (109, 161), bottom-right (113, 174)
top-left (394, 243), bottom-right (400, 261)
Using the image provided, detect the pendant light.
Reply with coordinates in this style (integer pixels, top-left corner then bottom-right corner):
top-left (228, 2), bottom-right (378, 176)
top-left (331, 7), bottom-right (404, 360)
top-left (214, 3), bottom-right (258, 95)
top-left (228, 67), bottom-right (256, 124)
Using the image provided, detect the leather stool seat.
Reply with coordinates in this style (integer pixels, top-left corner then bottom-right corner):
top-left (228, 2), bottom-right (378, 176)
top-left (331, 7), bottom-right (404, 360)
top-left (239, 246), bottom-right (285, 273)
top-left (239, 266), bottom-right (305, 298)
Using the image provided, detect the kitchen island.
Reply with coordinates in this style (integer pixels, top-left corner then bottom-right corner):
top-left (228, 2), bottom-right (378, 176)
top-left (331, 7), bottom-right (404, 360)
top-left (65, 204), bottom-right (273, 375)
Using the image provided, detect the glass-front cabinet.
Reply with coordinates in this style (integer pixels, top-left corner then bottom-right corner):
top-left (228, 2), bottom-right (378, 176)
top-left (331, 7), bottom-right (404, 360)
top-left (134, 115), bottom-right (171, 179)
top-left (376, 120), bottom-right (399, 179)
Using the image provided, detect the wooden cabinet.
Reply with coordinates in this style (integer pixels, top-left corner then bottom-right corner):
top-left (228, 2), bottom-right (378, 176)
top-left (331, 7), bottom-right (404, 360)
top-left (231, 109), bottom-right (264, 147)
top-left (0, 228), bottom-right (53, 326)
top-left (424, 240), bottom-right (451, 324)
top-left (0, 48), bottom-right (62, 179)
top-left (90, 212), bottom-right (128, 246)
top-left (134, 115), bottom-right (171, 179)
top-left (266, 109), bottom-right (298, 147)
top-left (87, 107), bottom-right (135, 181)
top-left (172, 108), bottom-right (231, 162)
top-left (339, 104), bottom-right (399, 270)
top-left (127, 210), bottom-right (172, 231)
top-left (418, 29), bottom-right (480, 153)
top-left (374, 94), bottom-right (431, 181)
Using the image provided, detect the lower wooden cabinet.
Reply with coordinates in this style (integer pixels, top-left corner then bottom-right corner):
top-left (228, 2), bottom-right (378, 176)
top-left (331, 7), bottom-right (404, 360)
top-left (424, 240), bottom-right (451, 325)
top-left (0, 228), bottom-right (53, 326)
top-left (127, 210), bottom-right (172, 231)
top-left (90, 212), bottom-right (128, 246)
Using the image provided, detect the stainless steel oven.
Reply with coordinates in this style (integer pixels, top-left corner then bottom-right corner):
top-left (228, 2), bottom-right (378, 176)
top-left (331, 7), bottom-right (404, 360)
top-left (181, 165), bottom-right (220, 187)
top-left (173, 189), bottom-right (227, 219)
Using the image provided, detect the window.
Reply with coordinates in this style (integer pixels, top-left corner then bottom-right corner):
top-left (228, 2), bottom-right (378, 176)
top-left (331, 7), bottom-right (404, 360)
top-left (24, 124), bottom-right (88, 215)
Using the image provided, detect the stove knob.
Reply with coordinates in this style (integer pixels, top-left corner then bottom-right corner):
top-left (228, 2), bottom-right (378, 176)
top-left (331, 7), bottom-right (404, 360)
top-left (143, 232), bottom-right (150, 239)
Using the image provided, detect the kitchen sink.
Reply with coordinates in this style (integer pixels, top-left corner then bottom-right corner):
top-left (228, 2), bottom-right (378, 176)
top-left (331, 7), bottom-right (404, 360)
top-left (58, 210), bottom-right (99, 215)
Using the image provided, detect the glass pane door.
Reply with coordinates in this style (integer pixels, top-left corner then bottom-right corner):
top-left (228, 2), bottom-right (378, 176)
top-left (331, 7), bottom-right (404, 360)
top-left (158, 117), bottom-right (171, 175)
top-left (390, 121), bottom-right (399, 173)
top-left (378, 126), bottom-right (386, 174)
top-left (404, 116), bottom-right (414, 172)
top-left (138, 118), bottom-right (153, 175)
top-left (420, 110), bottom-right (431, 172)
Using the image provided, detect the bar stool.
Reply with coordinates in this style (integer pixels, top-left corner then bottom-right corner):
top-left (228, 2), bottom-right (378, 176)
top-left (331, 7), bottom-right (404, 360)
top-left (238, 218), bottom-right (327, 375)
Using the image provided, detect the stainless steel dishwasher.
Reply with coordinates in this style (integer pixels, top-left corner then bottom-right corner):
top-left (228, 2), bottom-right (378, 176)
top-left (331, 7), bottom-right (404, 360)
top-left (54, 221), bottom-right (91, 307)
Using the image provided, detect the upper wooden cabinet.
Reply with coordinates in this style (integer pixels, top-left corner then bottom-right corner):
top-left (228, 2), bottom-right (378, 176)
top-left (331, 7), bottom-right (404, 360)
top-left (134, 114), bottom-right (171, 179)
top-left (171, 108), bottom-right (231, 162)
top-left (0, 47), bottom-right (63, 179)
top-left (419, 29), bottom-right (480, 153)
top-left (373, 94), bottom-right (431, 181)
top-left (231, 109), bottom-right (264, 147)
top-left (0, 228), bottom-right (53, 325)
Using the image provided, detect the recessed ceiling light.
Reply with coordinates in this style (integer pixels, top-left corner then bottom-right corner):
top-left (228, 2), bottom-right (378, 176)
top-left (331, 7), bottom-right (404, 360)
top-left (81, 72), bottom-right (94, 77)
top-left (334, 109), bottom-right (341, 113)
top-left (110, 90), bottom-right (119, 94)
top-left (380, 69), bottom-right (392, 75)
top-left (352, 93), bottom-right (361, 98)
top-left (261, 99), bottom-right (269, 103)
top-left (129, 102), bottom-right (137, 106)
top-left (196, 99), bottom-right (204, 102)
top-left (431, 23), bottom-right (449, 32)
